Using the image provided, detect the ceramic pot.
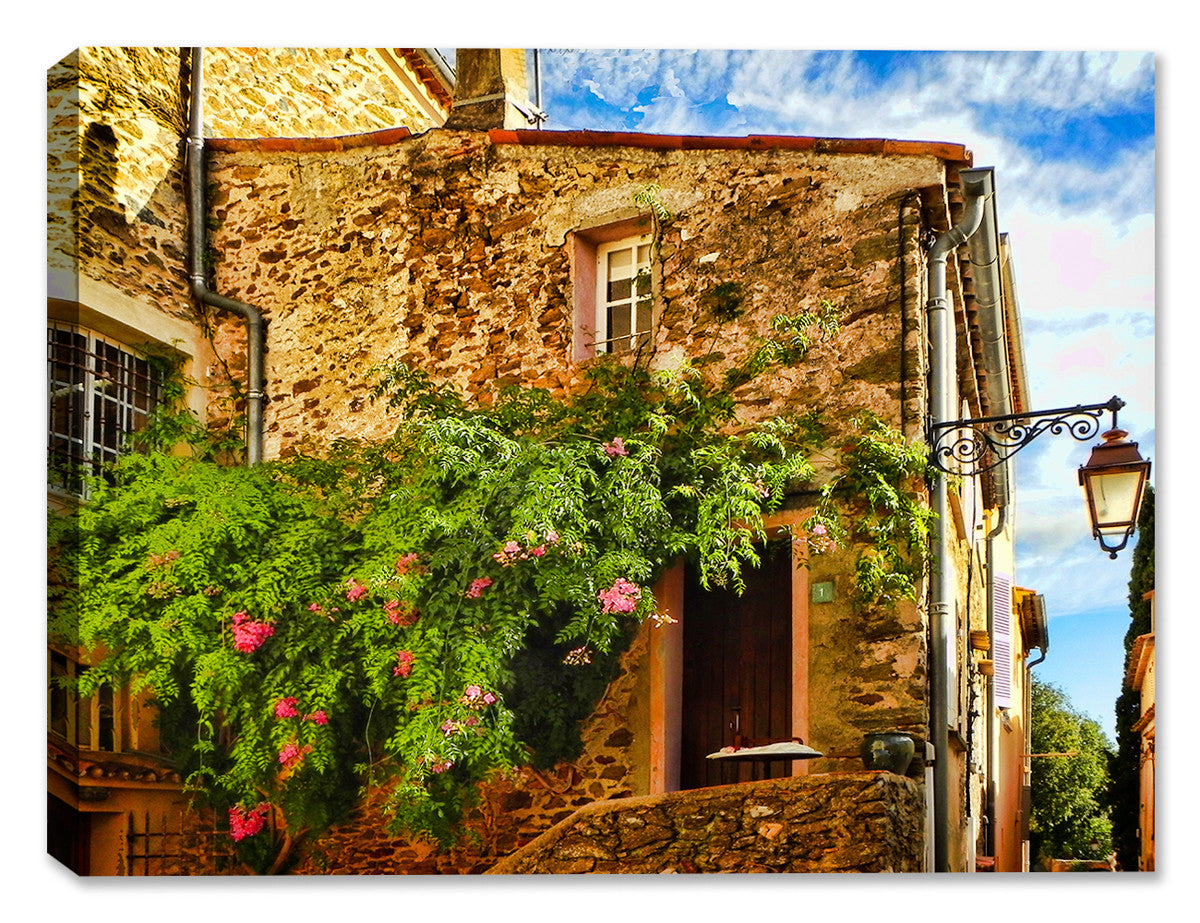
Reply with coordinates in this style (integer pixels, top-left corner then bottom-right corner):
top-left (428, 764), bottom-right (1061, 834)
top-left (860, 732), bottom-right (916, 774)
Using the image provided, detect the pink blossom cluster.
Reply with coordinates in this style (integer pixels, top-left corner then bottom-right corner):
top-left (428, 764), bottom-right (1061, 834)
top-left (598, 577), bottom-right (641, 615)
top-left (460, 684), bottom-right (497, 709)
top-left (383, 598), bottom-right (418, 626)
top-left (562, 645), bottom-right (592, 666)
top-left (430, 759), bottom-right (454, 774)
top-left (231, 611), bottom-right (275, 653)
top-left (492, 539), bottom-right (548, 566)
top-left (274, 697), bottom-right (328, 725)
top-left (228, 803), bottom-right (270, 842)
top-left (393, 649), bottom-right (415, 678)
top-left (466, 577), bottom-right (493, 598)
top-left (278, 742), bottom-right (312, 769)
top-left (145, 549), bottom-right (181, 570)
top-left (796, 522), bottom-right (836, 555)
top-left (395, 552), bottom-right (421, 575)
top-left (603, 437), bottom-right (628, 457)
top-left (345, 580), bottom-right (368, 602)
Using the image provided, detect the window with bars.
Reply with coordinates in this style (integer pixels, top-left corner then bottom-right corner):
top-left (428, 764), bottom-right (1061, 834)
top-left (594, 234), bottom-right (653, 355)
top-left (48, 323), bottom-right (161, 493)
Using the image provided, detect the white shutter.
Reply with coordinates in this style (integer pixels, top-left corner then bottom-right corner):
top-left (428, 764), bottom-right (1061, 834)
top-left (993, 572), bottom-right (1013, 708)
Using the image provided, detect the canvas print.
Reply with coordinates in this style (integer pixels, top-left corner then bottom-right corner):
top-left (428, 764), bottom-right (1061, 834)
top-left (46, 47), bottom-right (1155, 876)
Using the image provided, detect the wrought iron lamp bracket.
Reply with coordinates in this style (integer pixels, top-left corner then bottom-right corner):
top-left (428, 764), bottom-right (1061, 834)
top-left (928, 396), bottom-right (1124, 476)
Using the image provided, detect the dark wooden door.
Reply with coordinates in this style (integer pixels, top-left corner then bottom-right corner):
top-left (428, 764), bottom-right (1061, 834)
top-left (680, 549), bottom-right (792, 789)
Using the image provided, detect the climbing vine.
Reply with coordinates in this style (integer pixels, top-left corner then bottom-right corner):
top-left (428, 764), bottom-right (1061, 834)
top-left (48, 299), bottom-right (934, 872)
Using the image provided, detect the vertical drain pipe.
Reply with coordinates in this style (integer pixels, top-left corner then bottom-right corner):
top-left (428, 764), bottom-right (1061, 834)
top-left (927, 171), bottom-right (988, 871)
top-left (186, 46), bottom-right (265, 465)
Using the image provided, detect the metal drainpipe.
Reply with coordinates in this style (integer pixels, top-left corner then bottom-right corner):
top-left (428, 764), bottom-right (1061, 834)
top-left (186, 46), bottom-right (265, 465)
top-left (984, 504), bottom-right (1006, 859)
top-left (927, 172), bottom-right (987, 872)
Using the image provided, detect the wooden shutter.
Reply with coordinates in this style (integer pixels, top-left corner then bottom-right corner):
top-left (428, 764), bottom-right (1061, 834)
top-left (993, 572), bottom-right (1013, 708)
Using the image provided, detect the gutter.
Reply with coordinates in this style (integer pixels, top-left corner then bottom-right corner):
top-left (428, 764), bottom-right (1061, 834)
top-left (927, 167), bottom-right (988, 872)
top-left (185, 47), bottom-right (265, 465)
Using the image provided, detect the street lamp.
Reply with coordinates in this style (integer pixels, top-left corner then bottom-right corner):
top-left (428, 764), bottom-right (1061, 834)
top-left (929, 394), bottom-right (1151, 559)
top-left (1078, 426), bottom-right (1152, 559)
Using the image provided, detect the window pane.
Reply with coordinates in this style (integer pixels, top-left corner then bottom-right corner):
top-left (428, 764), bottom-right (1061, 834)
top-left (607, 277), bottom-right (632, 303)
top-left (610, 304), bottom-right (631, 352)
top-left (637, 243), bottom-right (651, 265)
top-left (607, 247), bottom-right (632, 278)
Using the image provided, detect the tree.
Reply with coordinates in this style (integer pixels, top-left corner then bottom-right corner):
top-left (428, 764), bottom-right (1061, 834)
top-left (1109, 484), bottom-right (1154, 869)
top-left (1029, 678), bottom-right (1114, 861)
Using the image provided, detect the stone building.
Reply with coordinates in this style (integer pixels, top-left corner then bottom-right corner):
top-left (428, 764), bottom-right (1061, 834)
top-left (48, 46), bottom-right (1043, 874)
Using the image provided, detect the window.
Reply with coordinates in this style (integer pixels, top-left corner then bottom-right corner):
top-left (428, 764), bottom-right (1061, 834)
top-left (48, 323), bottom-right (161, 493)
top-left (570, 216), bottom-right (656, 361)
top-left (594, 234), bottom-right (653, 355)
top-left (49, 651), bottom-right (122, 753)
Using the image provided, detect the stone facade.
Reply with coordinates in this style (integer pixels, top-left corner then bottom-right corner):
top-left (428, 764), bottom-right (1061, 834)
top-left (50, 47), bottom-right (1028, 875)
top-left (488, 772), bottom-right (924, 874)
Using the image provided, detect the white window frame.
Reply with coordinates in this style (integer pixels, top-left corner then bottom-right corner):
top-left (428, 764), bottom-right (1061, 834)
top-left (48, 321), bottom-right (161, 495)
top-left (594, 233), bottom-right (654, 355)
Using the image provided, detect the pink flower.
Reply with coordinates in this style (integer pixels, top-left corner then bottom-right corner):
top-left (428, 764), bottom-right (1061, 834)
top-left (383, 599), bottom-right (418, 626)
top-left (598, 577), bottom-right (641, 615)
top-left (545, 530), bottom-right (560, 545)
top-left (529, 545), bottom-right (546, 557)
top-left (304, 710), bottom-right (328, 725)
top-left (308, 602), bottom-right (322, 612)
top-left (811, 524), bottom-right (827, 536)
top-left (278, 742), bottom-right (309, 768)
top-left (466, 577), bottom-right (493, 598)
top-left (274, 696), bottom-right (299, 719)
top-left (431, 759), bottom-right (454, 774)
top-left (228, 803), bottom-right (270, 841)
top-left (464, 684), bottom-right (482, 699)
top-left (345, 580), bottom-right (368, 602)
top-left (395, 552), bottom-right (421, 575)
top-left (393, 650), bottom-right (415, 678)
top-left (441, 720), bottom-right (459, 737)
top-left (231, 613), bottom-right (275, 653)
top-left (603, 437), bottom-right (628, 457)
top-left (482, 692), bottom-right (496, 705)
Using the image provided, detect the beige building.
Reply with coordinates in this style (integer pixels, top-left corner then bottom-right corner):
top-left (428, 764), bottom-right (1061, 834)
top-left (48, 46), bottom-right (1045, 874)
top-left (1124, 588), bottom-right (1155, 871)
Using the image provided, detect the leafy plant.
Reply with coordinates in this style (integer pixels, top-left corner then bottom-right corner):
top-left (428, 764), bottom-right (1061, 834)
top-left (48, 304), bottom-right (933, 871)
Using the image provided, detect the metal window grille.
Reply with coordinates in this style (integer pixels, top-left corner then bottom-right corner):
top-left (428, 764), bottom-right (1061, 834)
top-left (48, 323), bottom-right (161, 494)
top-left (125, 810), bottom-right (236, 876)
top-left (595, 236), bottom-right (653, 354)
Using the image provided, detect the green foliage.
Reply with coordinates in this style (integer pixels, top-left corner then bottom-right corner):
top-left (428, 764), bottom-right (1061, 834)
top-left (807, 411), bottom-right (935, 603)
top-left (48, 304), bottom-right (935, 869)
top-left (1029, 679), bottom-right (1114, 861)
top-left (1110, 485), bottom-right (1154, 869)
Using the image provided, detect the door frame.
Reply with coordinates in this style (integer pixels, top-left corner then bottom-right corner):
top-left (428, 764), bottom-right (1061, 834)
top-left (648, 512), bottom-right (812, 793)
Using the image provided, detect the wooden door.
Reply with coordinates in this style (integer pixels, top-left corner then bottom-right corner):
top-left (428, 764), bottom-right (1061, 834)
top-left (680, 548), bottom-right (792, 788)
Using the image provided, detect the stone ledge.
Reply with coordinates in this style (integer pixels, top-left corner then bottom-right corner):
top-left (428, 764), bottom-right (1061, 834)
top-left (487, 771), bottom-right (924, 874)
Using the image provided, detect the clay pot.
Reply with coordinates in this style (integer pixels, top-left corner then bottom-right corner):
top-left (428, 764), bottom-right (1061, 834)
top-left (860, 732), bottom-right (916, 774)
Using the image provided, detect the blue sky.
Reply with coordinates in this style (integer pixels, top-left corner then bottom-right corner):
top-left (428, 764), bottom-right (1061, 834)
top-left (523, 48), bottom-right (1156, 738)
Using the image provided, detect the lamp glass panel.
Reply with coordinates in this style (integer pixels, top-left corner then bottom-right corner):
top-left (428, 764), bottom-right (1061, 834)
top-left (1086, 469), bottom-right (1144, 529)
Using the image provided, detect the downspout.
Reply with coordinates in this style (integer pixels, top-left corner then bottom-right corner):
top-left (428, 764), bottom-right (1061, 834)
top-left (927, 168), bottom-right (989, 872)
top-left (964, 167), bottom-right (1012, 864)
top-left (185, 46), bottom-right (265, 465)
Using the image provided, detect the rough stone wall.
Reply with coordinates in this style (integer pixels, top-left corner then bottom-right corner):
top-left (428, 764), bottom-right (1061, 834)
top-left (291, 623), bottom-right (653, 874)
top-left (206, 129), bottom-right (948, 458)
top-left (48, 47), bottom-right (194, 314)
top-left (488, 771), bottom-right (925, 873)
top-left (199, 48), bottom-right (445, 140)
